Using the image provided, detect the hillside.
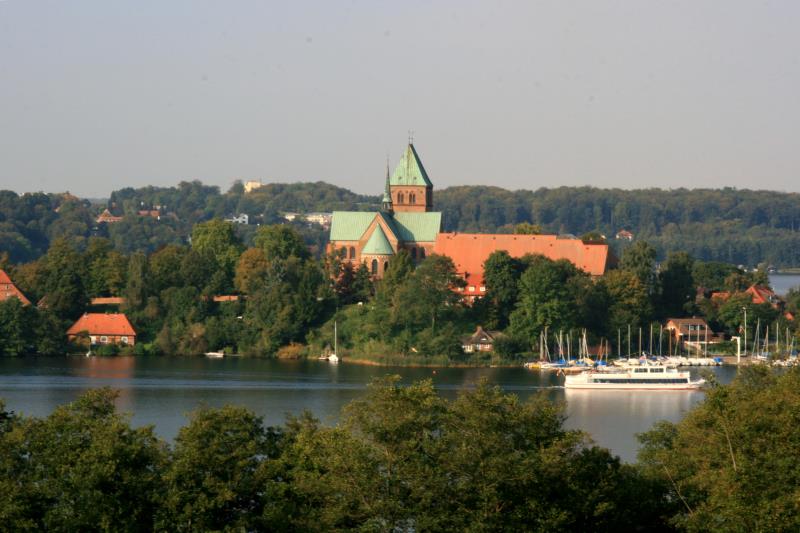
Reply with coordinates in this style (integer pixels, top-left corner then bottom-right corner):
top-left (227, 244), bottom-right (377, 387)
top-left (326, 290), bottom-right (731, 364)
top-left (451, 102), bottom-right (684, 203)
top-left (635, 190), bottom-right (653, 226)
top-left (2, 182), bottom-right (800, 266)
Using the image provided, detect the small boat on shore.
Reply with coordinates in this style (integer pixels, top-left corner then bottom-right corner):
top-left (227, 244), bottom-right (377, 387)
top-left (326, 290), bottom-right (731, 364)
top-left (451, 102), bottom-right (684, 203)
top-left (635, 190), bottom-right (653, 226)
top-left (205, 351), bottom-right (224, 359)
top-left (564, 364), bottom-right (705, 390)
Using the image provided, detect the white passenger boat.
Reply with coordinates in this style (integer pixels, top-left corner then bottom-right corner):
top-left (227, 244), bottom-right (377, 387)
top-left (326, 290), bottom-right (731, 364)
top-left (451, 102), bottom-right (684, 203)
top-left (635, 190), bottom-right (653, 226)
top-left (564, 365), bottom-right (705, 390)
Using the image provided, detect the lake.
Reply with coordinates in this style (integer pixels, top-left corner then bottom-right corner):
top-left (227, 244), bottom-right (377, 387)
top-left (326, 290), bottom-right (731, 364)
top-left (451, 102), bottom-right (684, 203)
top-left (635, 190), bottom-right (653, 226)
top-left (770, 273), bottom-right (800, 295)
top-left (0, 356), bottom-right (735, 462)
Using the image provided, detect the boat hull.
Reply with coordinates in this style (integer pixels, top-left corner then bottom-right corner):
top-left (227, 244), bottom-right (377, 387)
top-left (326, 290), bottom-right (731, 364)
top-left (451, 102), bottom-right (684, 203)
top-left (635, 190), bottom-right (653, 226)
top-left (564, 382), bottom-right (704, 390)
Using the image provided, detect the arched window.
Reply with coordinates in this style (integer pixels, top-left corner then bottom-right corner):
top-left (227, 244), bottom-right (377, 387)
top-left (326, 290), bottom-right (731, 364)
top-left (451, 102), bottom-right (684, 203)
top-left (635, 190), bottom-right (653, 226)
top-left (349, 246), bottom-right (356, 259)
top-left (410, 193), bottom-right (416, 204)
top-left (410, 247), bottom-right (417, 259)
top-left (371, 259), bottom-right (378, 275)
top-left (420, 248), bottom-right (426, 259)
top-left (383, 261), bottom-right (389, 273)
top-left (398, 192), bottom-right (404, 204)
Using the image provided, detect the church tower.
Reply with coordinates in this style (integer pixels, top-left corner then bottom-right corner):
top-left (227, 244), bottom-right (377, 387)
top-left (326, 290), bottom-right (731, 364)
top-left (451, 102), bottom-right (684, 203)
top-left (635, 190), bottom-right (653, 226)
top-left (389, 144), bottom-right (433, 212)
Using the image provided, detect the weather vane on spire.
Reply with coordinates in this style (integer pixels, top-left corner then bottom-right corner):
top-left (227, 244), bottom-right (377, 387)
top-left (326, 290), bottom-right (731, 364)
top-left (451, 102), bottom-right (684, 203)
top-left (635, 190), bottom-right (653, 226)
top-left (408, 130), bottom-right (414, 145)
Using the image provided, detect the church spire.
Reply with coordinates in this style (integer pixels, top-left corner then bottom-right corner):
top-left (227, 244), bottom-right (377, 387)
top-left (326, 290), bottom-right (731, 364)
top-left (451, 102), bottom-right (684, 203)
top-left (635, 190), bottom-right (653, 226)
top-left (381, 157), bottom-right (393, 213)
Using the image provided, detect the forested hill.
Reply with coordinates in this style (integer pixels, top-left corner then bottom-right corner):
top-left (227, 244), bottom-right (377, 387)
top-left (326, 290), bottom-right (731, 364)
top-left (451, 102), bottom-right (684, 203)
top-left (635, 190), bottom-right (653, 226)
top-left (437, 185), bottom-right (800, 267)
top-left (2, 181), bottom-right (800, 267)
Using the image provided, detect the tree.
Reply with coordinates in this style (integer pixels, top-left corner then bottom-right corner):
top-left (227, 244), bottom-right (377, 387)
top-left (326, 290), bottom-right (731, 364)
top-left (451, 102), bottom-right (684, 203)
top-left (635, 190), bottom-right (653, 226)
top-left (191, 219), bottom-right (243, 293)
top-left (254, 224), bottom-right (309, 261)
top-left (159, 405), bottom-right (277, 532)
top-left (620, 240), bottom-right (658, 295)
top-left (509, 256), bottom-right (580, 348)
top-left (638, 366), bottom-right (800, 532)
top-left (0, 389), bottom-right (167, 531)
top-left (603, 269), bottom-right (653, 341)
top-left (513, 222), bottom-right (542, 234)
top-left (659, 251), bottom-right (696, 318)
top-left (37, 238), bottom-right (87, 320)
top-left (0, 299), bottom-right (34, 356)
top-left (391, 254), bottom-right (464, 334)
top-left (483, 250), bottom-right (522, 329)
top-left (234, 247), bottom-right (270, 294)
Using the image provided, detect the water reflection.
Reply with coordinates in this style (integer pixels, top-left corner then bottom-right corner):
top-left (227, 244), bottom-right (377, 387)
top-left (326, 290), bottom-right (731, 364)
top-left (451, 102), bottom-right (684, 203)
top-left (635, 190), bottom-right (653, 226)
top-left (0, 356), bottom-right (735, 462)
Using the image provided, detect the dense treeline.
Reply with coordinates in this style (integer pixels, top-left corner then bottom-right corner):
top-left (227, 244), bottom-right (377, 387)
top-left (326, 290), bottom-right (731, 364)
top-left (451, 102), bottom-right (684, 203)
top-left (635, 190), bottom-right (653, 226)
top-left (4, 181), bottom-right (800, 266)
top-left (2, 221), bottom-right (799, 360)
top-left (2, 367), bottom-right (799, 531)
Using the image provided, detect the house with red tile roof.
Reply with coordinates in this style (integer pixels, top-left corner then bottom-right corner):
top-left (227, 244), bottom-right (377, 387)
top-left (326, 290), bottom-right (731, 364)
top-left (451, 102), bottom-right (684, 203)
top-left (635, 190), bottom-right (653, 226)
top-left (96, 208), bottom-right (123, 224)
top-left (67, 313), bottom-right (136, 346)
top-left (0, 270), bottom-right (31, 306)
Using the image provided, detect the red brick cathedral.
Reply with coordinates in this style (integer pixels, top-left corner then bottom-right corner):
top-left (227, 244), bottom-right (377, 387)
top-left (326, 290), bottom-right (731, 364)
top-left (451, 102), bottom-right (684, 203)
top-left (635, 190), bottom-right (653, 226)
top-left (328, 143), bottom-right (612, 299)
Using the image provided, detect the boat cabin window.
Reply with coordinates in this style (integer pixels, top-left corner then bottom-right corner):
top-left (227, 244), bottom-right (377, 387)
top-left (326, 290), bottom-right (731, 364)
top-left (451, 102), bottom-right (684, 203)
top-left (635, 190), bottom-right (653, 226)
top-left (650, 367), bottom-right (664, 372)
top-left (635, 368), bottom-right (648, 373)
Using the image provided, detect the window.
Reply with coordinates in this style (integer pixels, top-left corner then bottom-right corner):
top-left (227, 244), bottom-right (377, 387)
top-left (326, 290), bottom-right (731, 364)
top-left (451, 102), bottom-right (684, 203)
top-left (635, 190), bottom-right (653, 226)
top-left (479, 286), bottom-right (486, 292)
top-left (469, 286), bottom-right (475, 292)
top-left (371, 259), bottom-right (378, 275)
top-left (398, 192), bottom-right (405, 204)
top-left (410, 193), bottom-right (416, 204)
top-left (100, 336), bottom-right (108, 344)
top-left (410, 247), bottom-right (417, 259)
top-left (383, 261), bottom-right (389, 272)
top-left (349, 246), bottom-right (356, 259)
top-left (121, 336), bottom-right (129, 344)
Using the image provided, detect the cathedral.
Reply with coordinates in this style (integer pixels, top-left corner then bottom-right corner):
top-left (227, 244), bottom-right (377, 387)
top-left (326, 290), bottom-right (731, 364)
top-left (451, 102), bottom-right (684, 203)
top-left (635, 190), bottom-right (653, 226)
top-left (327, 143), bottom-right (441, 278)
top-left (328, 143), bottom-right (613, 296)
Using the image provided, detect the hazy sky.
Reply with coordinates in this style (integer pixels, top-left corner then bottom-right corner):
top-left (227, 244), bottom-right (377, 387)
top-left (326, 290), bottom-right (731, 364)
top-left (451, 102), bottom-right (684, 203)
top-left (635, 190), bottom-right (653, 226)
top-left (1, 1), bottom-right (799, 197)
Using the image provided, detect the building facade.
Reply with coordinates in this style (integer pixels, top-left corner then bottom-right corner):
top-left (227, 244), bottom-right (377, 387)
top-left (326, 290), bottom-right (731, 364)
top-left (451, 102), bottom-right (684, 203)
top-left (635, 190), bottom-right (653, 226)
top-left (327, 143), bottom-right (612, 285)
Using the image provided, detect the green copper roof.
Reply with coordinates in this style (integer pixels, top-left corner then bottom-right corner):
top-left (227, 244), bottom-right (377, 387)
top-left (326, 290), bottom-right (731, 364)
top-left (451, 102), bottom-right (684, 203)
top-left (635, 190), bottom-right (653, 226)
top-left (329, 211), bottom-right (376, 241)
top-left (392, 212), bottom-right (441, 242)
top-left (362, 225), bottom-right (394, 255)
top-left (390, 144), bottom-right (433, 187)
top-left (329, 210), bottom-right (441, 243)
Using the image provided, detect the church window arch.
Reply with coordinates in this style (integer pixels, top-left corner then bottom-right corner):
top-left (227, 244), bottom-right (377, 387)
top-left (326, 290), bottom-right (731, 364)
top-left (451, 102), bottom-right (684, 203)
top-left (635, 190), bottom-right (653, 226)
top-left (384, 261), bottom-right (389, 273)
top-left (410, 193), bottom-right (416, 204)
top-left (398, 192), bottom-right (404, 204)
top-left (371, 259), bottom-right (378, 275)
top-left (349, 246), bottom-right (356, 259)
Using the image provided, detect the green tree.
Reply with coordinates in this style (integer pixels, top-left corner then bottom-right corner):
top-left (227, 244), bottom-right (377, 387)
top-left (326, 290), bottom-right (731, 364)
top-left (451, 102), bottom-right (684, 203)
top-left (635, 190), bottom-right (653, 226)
top-left (509, 256), bottom-right (580, 348)
top-left (0, 299), bottom-right (34, 356)
top-left (159, 405), bottom-right (277, 532)
top-left (603, 269), bottom-right (653, 342)
top-left (659, 251), bottom-right (696, 318)
top-left (620, 240), bottom-right (658, 295)
top-left (483, 250), bottom-right (522, 329)
top-left (638, 366), bottom-right (800, 532)
top-left (254, 224), bottom-right (309, 261)
top-left (0, 389), bottom-right (166, 531)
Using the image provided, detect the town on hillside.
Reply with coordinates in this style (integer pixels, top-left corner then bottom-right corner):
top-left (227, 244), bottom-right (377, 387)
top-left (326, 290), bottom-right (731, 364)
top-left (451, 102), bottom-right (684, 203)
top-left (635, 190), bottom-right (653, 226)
top-left (0, 143), bottom-right (797, 364)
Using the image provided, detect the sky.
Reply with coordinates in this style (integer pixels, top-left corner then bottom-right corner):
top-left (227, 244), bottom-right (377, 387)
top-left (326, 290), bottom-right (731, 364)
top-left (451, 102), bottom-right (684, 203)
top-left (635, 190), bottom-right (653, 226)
top-left (1, 0), bottom-right (799, 197)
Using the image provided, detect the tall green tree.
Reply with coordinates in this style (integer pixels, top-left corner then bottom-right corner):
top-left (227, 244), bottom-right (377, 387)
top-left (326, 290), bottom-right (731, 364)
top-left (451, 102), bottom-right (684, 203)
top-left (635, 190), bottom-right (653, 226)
top-left (659, 251), bottom-right (696, 318)
top-left (482, 250), bottom-right (522, 329)
top-left (254, 224), bottom-right (309, 261)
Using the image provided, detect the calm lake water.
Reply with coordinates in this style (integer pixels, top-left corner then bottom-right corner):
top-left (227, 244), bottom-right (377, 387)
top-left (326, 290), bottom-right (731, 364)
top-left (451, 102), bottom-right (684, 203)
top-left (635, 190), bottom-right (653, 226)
top-left (769, 273), bottom-right (800, 295)
top-left (0, 356), bottom-right (735, 462)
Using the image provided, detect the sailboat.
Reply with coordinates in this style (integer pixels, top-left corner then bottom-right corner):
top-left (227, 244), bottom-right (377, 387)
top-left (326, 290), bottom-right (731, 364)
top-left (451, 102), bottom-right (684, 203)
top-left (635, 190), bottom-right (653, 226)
top-left (328, 321), bottom-right (339, 364)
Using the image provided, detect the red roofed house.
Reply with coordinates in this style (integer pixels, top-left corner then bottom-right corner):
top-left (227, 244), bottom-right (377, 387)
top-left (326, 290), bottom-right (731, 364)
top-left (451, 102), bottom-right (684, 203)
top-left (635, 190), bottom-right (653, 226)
top-left (96, 209), bottom-right (123, 224)
top-left (0, 270), bottom-right (31, 306)
top-left (67, 313), bottom-right (136, 346)
top-left (433, 233), bottom-right (613, 301)
top-left (745, 284), bottom-right (794, 321)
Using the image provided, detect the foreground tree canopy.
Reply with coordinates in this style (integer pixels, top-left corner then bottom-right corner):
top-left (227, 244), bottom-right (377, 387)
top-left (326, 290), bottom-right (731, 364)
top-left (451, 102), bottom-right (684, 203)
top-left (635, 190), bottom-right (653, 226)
top-left (3, 369), bottom-right (800, 531)
top-left (0, 380), bottom-right (667, 532)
